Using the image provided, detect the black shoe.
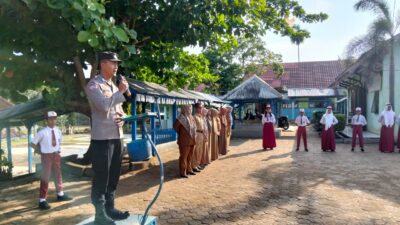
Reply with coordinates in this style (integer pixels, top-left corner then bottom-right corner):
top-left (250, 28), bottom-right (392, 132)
top-left (57, 194), bottom-right (72, 201)
top-left (106, 208), bottom-right (130, 221)
top-left (270, 148), bottom-right (274, 150)
top-left (193, 168), bottom-right (201, 173)
top-left (305, 149), bottom-right (309, 152)
top-left (38, 201), bottom-right (51, 210)
top-left (361, 148), bottom-right (364, 152)
top-left (95, 205), bottom-right (115, 225)
top-left (263, 148), bottom-right (267, 150)
top-left (180, 174), bottom-right (189, 178)
top-left (351, 148), bottom-right (354, 152)
top-left (188, 172), bottom-right (196, 175)
top-left (198, 166), bottom-right (204, 170)
top-left (295, 148), bottom-right (299, 151)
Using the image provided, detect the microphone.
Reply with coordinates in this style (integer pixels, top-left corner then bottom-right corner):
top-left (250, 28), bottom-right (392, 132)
top-left (117, 74), bottom-right (131, 97)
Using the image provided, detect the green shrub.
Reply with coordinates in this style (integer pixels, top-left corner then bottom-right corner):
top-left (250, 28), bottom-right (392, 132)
top-left (334, 113), bottom-right (346, 132)
top-left (312, 110), bottom-right (325, 131)
top-left (0, 148), bottom-right (13, 180)
top-left (312, 110), bottom-right (346, 132)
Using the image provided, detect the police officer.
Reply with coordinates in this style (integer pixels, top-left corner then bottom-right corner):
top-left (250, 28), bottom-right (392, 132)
top-left (85, 51), bottom-right (129, 225)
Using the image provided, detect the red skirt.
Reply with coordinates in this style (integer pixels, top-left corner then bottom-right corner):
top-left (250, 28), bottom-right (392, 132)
top-left (262, 123), bottom-right (276, 149)
top-left (321, 127), bottom-right (336, 150)
top-left (380, 125), bottom-right (394, 152)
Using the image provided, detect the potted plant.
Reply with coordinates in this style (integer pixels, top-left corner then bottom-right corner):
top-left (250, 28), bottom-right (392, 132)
top-left (0, 148), bottom-right (13, 180)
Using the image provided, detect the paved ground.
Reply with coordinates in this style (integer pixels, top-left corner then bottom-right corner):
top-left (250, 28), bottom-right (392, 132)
top-left (2, 128), bottom-right (400, 225)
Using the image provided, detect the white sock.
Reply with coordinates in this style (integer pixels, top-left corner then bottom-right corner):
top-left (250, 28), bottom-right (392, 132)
top-left (39, 198), bottom-right (46, 202)
top-left (57, 191), bottom-right (64, 196)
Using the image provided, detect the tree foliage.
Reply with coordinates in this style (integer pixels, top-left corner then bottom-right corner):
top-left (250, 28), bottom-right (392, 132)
top-left (204, 36), bottom-right (284, 95)
top-left (346, 0), bottom-right (398, 108)
top-left (0, 0), bottom-right (327, 114)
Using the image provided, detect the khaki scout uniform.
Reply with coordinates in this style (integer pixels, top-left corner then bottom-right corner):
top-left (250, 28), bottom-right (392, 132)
top-left (85, 74), bottom-right (127, 209)
top-left (86, 75), bottom-right (126, 140)
top-left (192, 113), bottom-right (205, 169)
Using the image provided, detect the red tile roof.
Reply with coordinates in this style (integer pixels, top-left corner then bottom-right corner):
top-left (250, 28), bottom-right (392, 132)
top-left (260, 60), bottom-right (346, 89)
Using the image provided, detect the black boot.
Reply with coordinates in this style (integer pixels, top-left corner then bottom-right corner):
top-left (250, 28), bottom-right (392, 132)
top-left (94, 204), bottom-right (116, 225)
top-left (105, 200), bottom-right (130, 220)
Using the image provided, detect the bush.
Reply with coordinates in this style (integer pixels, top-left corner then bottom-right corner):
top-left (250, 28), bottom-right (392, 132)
top-left (0, 148), bottom-right (13, 180)
top-left (312, 110), bottom-right (325, 132)
top-left (312, 110), bottom-right (346, 132)
top-left (334, 113), bottom-right (346, 132)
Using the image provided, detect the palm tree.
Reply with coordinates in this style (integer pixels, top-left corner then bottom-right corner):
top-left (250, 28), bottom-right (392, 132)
top-left (290, 25), bottom-right (310, 63)
top-left (347, 0), bottom-right (399, 109)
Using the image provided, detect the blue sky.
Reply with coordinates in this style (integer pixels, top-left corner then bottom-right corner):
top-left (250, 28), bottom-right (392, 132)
top-left (263, 0), bottom-right (384, 62)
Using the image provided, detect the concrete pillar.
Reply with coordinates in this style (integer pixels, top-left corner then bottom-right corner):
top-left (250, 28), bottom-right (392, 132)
top-left (131, 94), bottom-right (137, 141)
top-left (239, 103), bottom-right (243, 123)
top-left (172, 103), bottom-right (177, 140)
top-left (27, 124), bottom-right (33, 173)
top-left (6, 126), bottom-right (11, 163)
top-left (151, 103), bottom-right (157, 155)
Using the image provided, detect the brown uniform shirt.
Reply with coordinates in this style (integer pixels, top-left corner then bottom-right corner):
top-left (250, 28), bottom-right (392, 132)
top-left (174, 119), bottom-right (195, 147)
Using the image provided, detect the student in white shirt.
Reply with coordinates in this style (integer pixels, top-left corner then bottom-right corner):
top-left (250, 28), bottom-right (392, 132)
top-left (295, 109), bottom-right (310, 152)
top-left (379, 103), bottom-right (396, 153)
top-left (262, 104), bottom-right (277, 150)
top-left (395, 111), bottom-right (400, 152)
top-left (351, 107), bottom-right (367, 152)
top-left (320, 106), bottom-right (338, 152)
top-left (30, 111), bottom-right (72, 210)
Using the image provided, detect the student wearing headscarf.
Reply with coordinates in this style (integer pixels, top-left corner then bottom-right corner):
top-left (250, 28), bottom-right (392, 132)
top-left (379, 103), bottom-right (395, 153)
top-left (173, 104), bottom-right (197, 178)
top-left (262, 104), bottom-right (276, 150)
top-left (225, 106), bottom-right (233, 151)
top-left (219, 107), bottom-right (228, 155)
top-left (210, 108), bottom-right (221, 161)
top-left (351, 107), bottom-right (367, 152)
top-left (320, 106), bottom-right (338, 152)
top-left (295, 109), bottom-right (310, 152)
top-left (200, 108), bottom-right (211, 167)
top-left (192, 102), bottom-right (205, 172)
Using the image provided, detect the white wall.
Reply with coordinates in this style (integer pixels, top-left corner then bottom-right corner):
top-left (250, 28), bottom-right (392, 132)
top-left (366, 41), bottom-right (400, 136)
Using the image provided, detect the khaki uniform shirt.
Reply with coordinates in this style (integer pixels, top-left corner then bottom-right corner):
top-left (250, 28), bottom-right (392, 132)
top-left (86, 75), bottom-right (126, 140)
top-left (194, 113), bottom-right (205, 133)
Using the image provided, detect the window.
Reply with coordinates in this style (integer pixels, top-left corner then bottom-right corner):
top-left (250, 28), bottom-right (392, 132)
top-left (371, 91), bottom-right (379, 114)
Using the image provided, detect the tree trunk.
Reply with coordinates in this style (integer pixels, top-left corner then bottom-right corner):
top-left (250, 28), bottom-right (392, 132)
top-left (73, 56), bottom-right (87, 91)
top-left (297, 44), bottom-right (300, 63)
top-left (90, 59), bottom-right (98, 79)
top-left (390, 40), bottom-right (395, 110)
top-left (66, 101), bottom-right (91, 117)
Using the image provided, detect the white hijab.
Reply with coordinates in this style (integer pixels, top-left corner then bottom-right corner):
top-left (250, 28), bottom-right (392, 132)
top-left (323, 110), bottom-right (335, 131)
top-left (381, 105), bottom-right (395, 127)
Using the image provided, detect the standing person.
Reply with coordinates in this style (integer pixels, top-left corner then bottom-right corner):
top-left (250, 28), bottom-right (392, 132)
top-left (173, 105), bottom-right (197, 178)
top-left (85, 51), bottom-right (130, 224)
top-left (210, 108), bottom-right (221, 161)
top-left (379, 103), bottom-right (395, 153)
top-left (262, 104), bottom-right (276, 150)
top-left (30, 111), bottom-right (72, 210)
top-left (219, 107), bottom-right (228, 155)
top-left (200, 108), bottom-right (211, 167)
top-left (192, 103), bottom-right (205, 171)
top-left (295, 109), bottom-right (310, 152)
top-left (351, 107), bottom-right (367, 152)
top-left (225, 106), bottom-right (233, 151)
top-left (320, 106), bottom-right (338, 152)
